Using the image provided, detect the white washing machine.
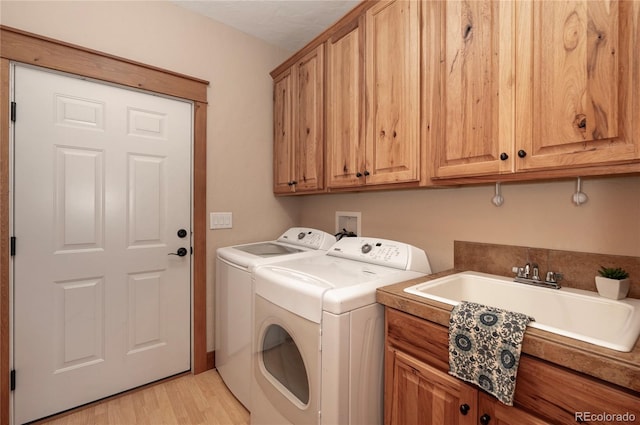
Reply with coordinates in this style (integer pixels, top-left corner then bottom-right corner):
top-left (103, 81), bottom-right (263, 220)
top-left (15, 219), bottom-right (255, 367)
top-left (251, 237), bottom-right (431, 425)
top-left (215, 227), bottom-right (336, 410)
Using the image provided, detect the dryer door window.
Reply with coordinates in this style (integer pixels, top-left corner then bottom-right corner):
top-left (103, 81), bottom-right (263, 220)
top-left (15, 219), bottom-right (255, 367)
top-left (261, 324), bottom-right (310, 404)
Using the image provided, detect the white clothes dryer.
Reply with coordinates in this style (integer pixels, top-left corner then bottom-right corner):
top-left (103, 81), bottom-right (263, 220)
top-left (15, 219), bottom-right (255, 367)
top-left (251, 237), bottom-right (431, 425)
top-left (215, 227), bottom-right (335, 409)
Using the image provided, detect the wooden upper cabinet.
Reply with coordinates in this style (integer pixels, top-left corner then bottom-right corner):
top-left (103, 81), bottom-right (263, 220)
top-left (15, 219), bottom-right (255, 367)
top-left (431, 0), bottom-right (640, 180)
top-left (429, 0), bottom-right (514, 179)
top-left (516, 0), bottom-right (640, 171)
top-left (294, 46), bottom-right (324, 192)
top-left (273, 46), bottom-right (325, 194)
top-left (326, 16), bottom-right (365, 189)
top-left (273, 69), bottom-right (295, 194)
top-left (365, 0), bottom-right (421, 186)
top-left (326, 0), bottom-right (421, 189)
top-left (274, 0), bottom-right (640, 192)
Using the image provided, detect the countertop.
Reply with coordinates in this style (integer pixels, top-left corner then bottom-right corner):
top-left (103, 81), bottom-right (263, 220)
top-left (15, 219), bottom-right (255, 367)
top-left (376, 269), bottom-right (640, 394)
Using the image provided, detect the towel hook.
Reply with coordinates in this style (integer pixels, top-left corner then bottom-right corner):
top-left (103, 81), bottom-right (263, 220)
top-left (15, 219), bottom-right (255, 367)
top-left (491, 182), bottom-right (504, 207)
top-left (572, 177), bottom-right (588, 206)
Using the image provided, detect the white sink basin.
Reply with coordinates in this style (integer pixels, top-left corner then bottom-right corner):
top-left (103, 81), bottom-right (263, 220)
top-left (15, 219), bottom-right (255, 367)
top-left (404, 271), bottom-right (640, 352)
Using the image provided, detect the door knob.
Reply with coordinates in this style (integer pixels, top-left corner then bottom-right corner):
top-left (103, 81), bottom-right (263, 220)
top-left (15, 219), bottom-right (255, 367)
top-left (169, 247), bottom-right (188, 257)
top-left (480, 414), bottom-right (491, 425)
top-left (177, 229), bottom-right (188, 238)
top-left (517, 150), bottom-right (527, 158)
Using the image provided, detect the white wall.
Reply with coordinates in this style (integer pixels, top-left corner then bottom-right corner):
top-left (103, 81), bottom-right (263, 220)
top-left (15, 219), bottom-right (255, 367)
top-left (298, 176), bottom-right (640, 273)
top-left (1, 0), bottom-right (299, 351)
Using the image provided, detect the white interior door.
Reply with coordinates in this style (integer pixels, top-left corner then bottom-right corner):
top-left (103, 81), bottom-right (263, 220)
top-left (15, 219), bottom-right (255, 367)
top-left (12, 64), bottom-right (192, 424)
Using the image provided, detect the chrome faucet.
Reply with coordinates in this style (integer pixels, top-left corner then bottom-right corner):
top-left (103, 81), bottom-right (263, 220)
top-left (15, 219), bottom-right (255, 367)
top-left (512, 263), bottom-right (562, 289)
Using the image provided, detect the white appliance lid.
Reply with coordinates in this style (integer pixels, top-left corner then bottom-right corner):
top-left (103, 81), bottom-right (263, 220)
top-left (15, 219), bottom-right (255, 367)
top-left (233, 242), bottom-right (303, 257)
top-left (216, 227), bottom-right (336, 269)
top-left (254, 256), bottom-right (426, 321)
top-left (253, 237), bottom-right (431, 320)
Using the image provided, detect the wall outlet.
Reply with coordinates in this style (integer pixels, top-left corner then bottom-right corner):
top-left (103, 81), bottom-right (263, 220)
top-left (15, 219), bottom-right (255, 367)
top-left (210, 212), bottom-right (232, 229)
top-left (335, 211), bottom-right (361, 236)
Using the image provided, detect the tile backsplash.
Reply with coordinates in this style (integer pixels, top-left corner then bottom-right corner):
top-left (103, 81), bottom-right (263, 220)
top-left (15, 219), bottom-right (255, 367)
top-left (454, 241), bottom-right (640, 299)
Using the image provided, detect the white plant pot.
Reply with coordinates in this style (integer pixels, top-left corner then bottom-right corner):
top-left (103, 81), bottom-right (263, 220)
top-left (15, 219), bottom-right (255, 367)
top-left (595, 276), bottom-right (630, 300)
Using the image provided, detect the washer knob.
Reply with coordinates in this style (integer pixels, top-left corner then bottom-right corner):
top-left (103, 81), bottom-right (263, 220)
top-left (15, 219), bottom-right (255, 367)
top-left (361, 243), bottom-right (372, 254)
top-left (298, 232), bottom-right (306, 240)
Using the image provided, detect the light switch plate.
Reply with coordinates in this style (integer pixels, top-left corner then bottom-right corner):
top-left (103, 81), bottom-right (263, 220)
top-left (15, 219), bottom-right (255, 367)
top-left (210, 212), bottom-right (233, 229)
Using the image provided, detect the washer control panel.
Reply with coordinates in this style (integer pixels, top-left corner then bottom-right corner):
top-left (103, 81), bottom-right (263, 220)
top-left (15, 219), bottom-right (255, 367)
top-left (277, 227), bottom-right (336, 251)
top-left (328, 237), bottom-right (431, 273)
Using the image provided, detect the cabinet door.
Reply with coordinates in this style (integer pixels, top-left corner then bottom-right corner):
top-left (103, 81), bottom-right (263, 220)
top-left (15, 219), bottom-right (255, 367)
top-left (429, 0), bottom-right (514, 179)
top-left (386, 348), bottom-right (476, 425)
top-left (478, 392), bottom-right (550, 425)
top-left (365, 0), bottom-right (421, 185)
top-left (326, 17), bottom-right (366, 189)
top-left (293, 46), bottom-right (325, 192)
top-left (273, 69), bottom-right (295, 194)
top-left (515, 0), bottom-right (640, 170)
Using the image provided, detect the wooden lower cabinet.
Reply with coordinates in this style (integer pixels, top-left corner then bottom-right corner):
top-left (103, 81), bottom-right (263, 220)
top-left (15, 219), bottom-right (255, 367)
top-left (385, 307), bottom-right (640, 425)
top-left (385, 347), bottom-right (546, 425)
top-left (478, 392), bottom-right (548, 425)
top-left (385, 348), bottom-right (477, 425)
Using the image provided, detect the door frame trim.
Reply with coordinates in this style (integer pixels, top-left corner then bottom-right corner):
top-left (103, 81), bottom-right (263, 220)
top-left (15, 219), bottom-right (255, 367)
top-left (0, 25), bottom-right (210, 423)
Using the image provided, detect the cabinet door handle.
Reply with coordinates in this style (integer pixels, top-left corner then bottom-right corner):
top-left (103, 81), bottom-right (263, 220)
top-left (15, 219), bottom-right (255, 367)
top-left (517, 150), bottom-right (527, 158)
top-left (480, 414), bottom-right (491, 425)
top-left (364, 170), bottom-right (370, 176)
top-left (459, 404), bottom-right (470, 415)
top-left (500, 152), bottom-right (509, 161)
top-left (356, 172), bottom-right (363, 178)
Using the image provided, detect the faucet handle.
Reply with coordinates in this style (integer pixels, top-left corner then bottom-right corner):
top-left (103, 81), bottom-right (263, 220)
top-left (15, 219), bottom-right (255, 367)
top-left (545, 271), bottom-right (563, 283)
top-left (512, 266), bottom-right (525, 278)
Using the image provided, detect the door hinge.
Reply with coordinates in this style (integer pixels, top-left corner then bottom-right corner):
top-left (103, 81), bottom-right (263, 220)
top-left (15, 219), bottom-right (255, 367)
top-left (10, 370), bottom-right (15, 391)
top-left (10, 236), bottom-right (16, 256)
top-left (10, 101), bottom-right (16, 122)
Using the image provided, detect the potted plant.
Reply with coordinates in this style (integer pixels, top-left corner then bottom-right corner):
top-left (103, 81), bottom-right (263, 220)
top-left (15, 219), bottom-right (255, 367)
top-left (595, 266), bottom-right (630, 300)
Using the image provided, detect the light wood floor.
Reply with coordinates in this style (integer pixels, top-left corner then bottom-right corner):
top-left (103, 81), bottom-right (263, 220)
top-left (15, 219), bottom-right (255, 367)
top-left (34, 370), bottom-right (250, 425)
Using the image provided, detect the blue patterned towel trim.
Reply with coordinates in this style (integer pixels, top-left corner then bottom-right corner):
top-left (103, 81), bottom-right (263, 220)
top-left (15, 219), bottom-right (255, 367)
top-left (448, 301), bottom-right (533, 406)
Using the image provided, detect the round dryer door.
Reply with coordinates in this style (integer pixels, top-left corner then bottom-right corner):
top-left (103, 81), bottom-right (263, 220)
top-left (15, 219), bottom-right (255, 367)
top-left (261, 325), bottom-right (309, 404)
top-left (254, 295), bottom-right (320, 425)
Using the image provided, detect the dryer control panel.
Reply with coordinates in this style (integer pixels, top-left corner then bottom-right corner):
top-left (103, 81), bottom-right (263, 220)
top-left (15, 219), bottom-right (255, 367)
top-left (327, 237), bottom-right (431, 273)
top-left (277, 227), bottom-right (336, 251)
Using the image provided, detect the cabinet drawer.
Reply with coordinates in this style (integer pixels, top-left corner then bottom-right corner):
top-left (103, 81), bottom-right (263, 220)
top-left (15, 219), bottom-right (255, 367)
top-left (386, 307), bottom-right (449, 371)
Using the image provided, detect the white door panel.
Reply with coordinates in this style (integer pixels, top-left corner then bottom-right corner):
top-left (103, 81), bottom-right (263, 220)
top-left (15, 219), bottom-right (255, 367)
top-left (13, 64), bottom-right (192, 424)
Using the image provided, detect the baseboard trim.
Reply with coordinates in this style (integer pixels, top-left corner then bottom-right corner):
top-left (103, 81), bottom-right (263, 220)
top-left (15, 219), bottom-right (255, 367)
top-left (207, 350), bottom-right (215, 370)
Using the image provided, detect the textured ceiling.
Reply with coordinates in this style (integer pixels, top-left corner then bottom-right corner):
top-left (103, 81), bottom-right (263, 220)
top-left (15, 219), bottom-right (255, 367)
top-left (173, 0), bottom-right (360, 52)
